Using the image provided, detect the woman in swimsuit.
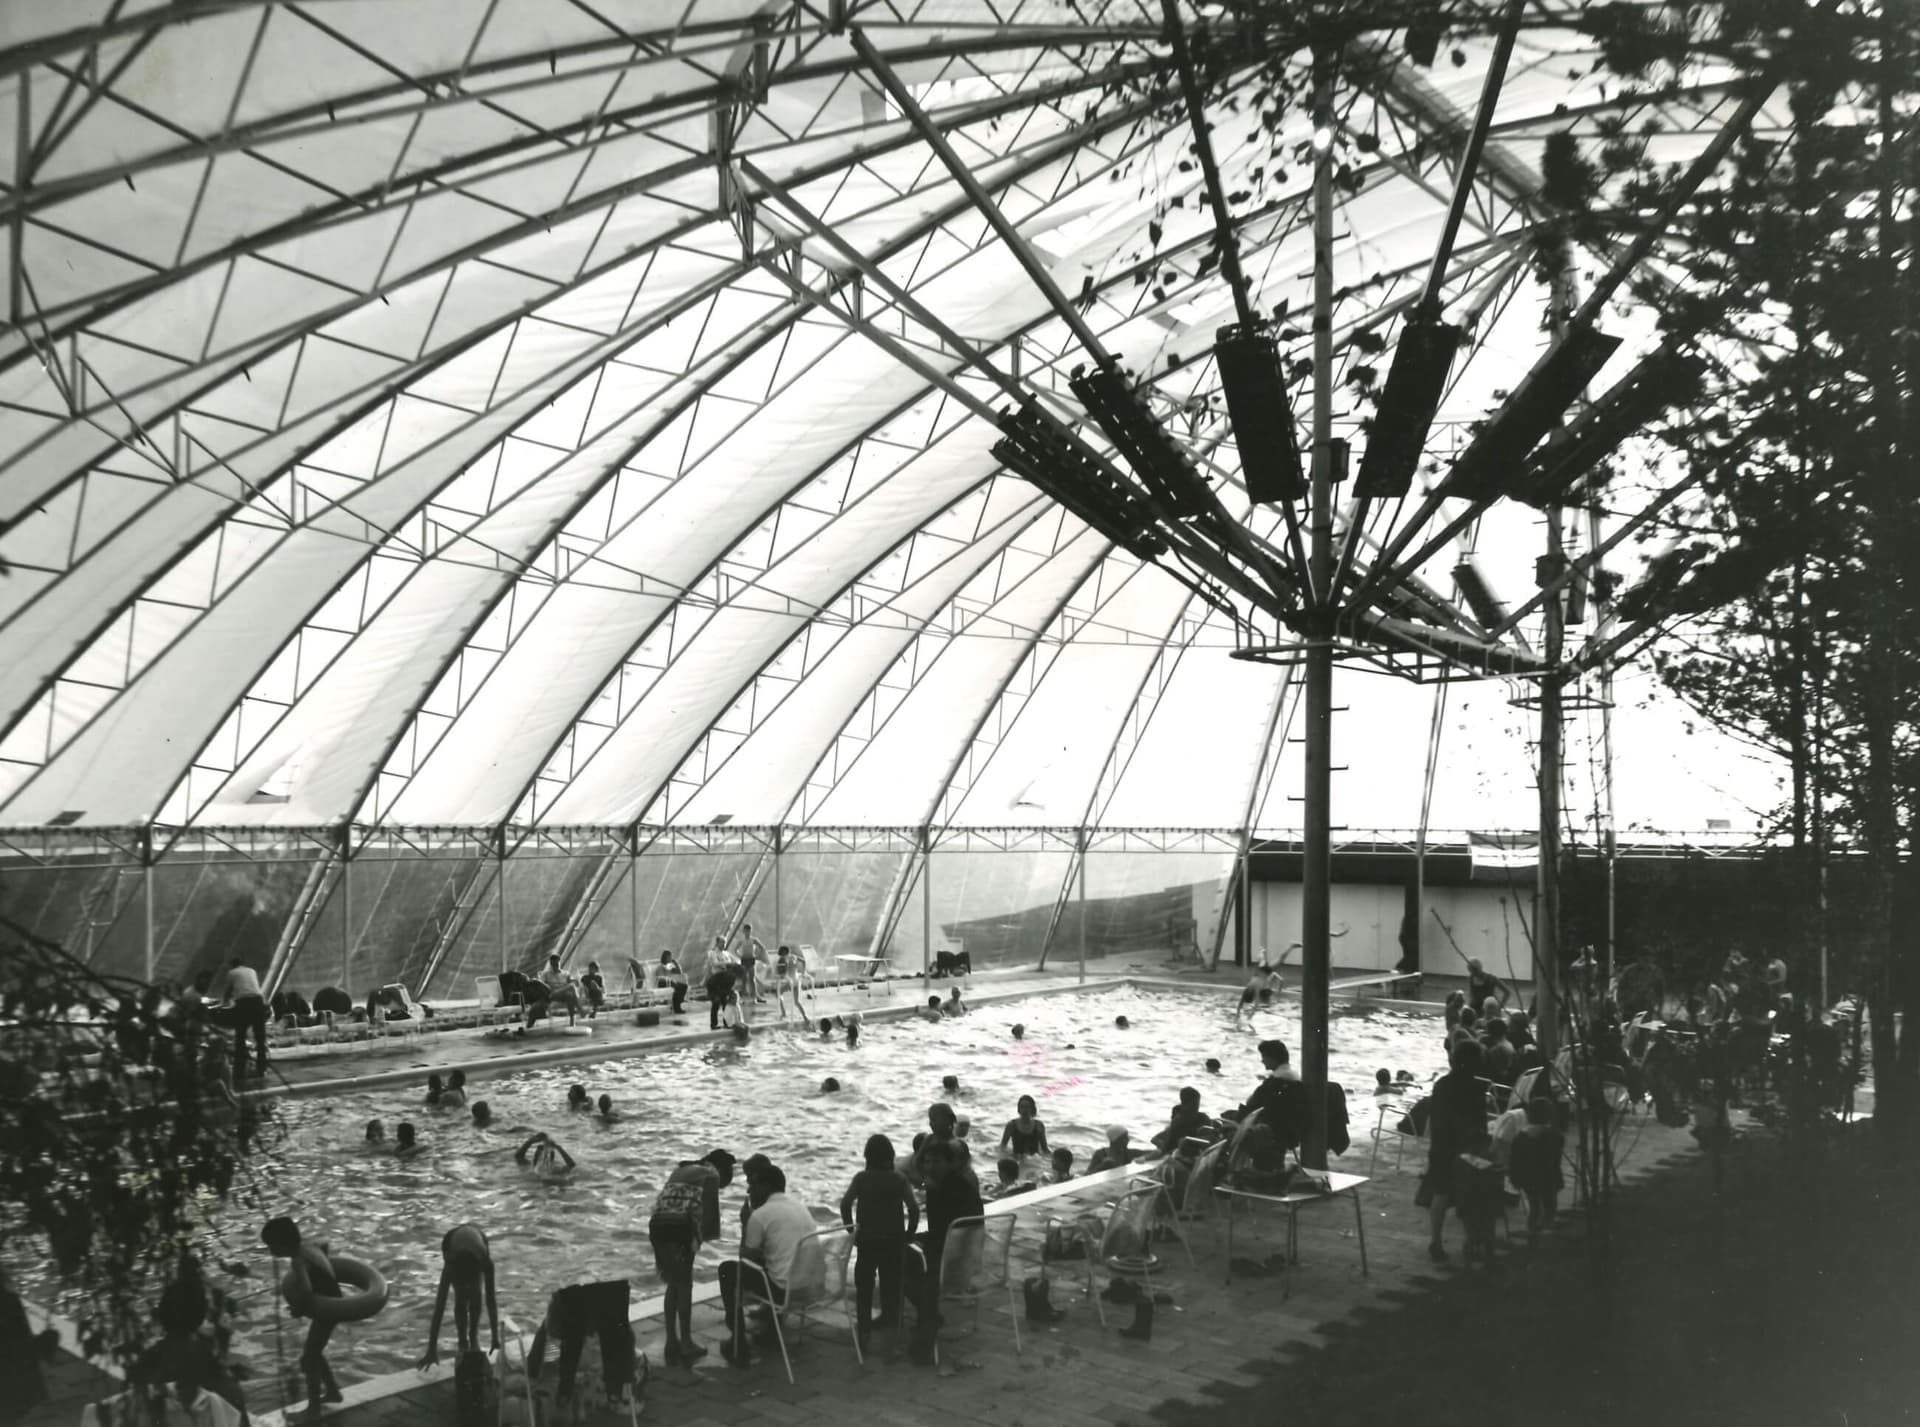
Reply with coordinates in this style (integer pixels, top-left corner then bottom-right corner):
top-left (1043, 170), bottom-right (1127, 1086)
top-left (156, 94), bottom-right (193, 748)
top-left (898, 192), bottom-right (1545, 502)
top-left (999, 1094), bottom-right (1049, 1158)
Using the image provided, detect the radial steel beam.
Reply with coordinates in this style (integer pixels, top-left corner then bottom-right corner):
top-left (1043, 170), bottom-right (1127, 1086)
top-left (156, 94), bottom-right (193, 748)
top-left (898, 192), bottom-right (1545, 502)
top-left (851, 26), bottom-right (1115, 368)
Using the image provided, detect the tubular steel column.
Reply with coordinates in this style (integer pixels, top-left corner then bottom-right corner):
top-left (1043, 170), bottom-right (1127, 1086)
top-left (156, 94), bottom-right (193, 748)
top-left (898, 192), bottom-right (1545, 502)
top-left (1536, 517), bottom-right (1565, 1061)
top-left (142, 829), bottom-right (158, 985)
top-left (498, 830), bottom-right (511, 970)
top-left (772, 828), bottom-right (784, 952)
top-left (629, 834), bottom-right (641, 966)
top-left (1077, 828), bottom-right (1088, 985)
top-left (1299, 47), bottom-right (1338, 1170)
top-left (921, 827), bottom-right (933, 987)
top-left (340, 828), bottom-right (353, 992)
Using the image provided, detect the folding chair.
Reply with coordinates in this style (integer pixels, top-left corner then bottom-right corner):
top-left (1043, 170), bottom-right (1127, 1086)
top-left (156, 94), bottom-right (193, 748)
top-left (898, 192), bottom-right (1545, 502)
top-left (737, 1224), bottom-right (857, 1383)
top-left (1088, 1186), bottom-right (1164, 1328)
top-left (1168, 1137), bottom-right (1228, 1255)
top-left (933, 1214), bottom-right (1022, 1356)
top-left (474, 975), bottom-right (521, 1028)
top-left (793, 945), bottom-right (823, 998)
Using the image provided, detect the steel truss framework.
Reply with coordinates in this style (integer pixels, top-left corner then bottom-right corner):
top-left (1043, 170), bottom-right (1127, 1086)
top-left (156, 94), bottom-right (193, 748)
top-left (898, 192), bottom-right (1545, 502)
top-left (0, 4), bottom-right (1798, 992)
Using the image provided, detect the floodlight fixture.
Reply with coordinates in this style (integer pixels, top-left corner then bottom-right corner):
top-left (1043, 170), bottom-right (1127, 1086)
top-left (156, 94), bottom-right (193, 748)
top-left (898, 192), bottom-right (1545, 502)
top-left (1518, 345), bottom-right (1708, 508)
top-left (992, 401), bottom-right (1168, 560)
top-left (1069, 364), bottom-right (1213, 520)
top-left (1353, 312), bottom-right (1462, 500)
top-left (1214, 321), bottom-right (1306, 504)
top-left (1452, 559), bottom-right (1509, 632)
top-left (1445, 324), bottom-right (1622, 501)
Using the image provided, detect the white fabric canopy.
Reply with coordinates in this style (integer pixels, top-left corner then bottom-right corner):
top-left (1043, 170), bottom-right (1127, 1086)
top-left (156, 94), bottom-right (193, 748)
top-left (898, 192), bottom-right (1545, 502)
top-left (0, 2), bottom-right (1785, 838)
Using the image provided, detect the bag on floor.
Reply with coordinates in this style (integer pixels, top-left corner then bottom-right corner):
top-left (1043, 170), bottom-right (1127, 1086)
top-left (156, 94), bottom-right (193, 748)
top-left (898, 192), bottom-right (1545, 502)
top-left (454, 1347), bottom-right (495, 1427)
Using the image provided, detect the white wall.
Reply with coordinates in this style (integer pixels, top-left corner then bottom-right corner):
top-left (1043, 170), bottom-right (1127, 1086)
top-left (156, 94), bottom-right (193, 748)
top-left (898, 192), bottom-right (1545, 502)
top-left (1243, 880), bottom-right (1537, 985)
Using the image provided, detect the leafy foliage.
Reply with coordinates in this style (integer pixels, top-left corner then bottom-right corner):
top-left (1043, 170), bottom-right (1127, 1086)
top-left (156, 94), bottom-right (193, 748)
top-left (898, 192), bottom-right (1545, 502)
top-left (0, 914), bottom-right (280, 1364)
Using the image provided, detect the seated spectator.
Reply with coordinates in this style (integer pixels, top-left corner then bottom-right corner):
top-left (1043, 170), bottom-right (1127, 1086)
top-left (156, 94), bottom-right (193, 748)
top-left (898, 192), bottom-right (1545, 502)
top-left (932, 948), bottom-right (972, 978)
top-left (719, 1165), bottom-right (820, 1367)
top-left (580, 961), bottom-right (607, 1016)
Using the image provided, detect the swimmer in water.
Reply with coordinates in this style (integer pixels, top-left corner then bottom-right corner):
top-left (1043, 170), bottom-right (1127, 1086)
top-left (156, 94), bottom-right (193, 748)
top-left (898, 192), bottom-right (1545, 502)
top-left (424, 1073), bottom-right (445, 1107)
top-left (845, 1013), bottom-right (861, 1048)
top-left (821, 1076), bottom-right (842, 1093)
top-left (516, 1132), bottom-right (575, 1178)
top-left (471, 1100), bottom-right (493, 1129)
top-left (1234, 959), bottom-right (1286, 1029)
top-left (818, 1017), bottom-right (835, 1039)
top-left (918, 996), bottom-right (943, 1024)
top-left (442, 1069), bottom-right (468, 1108)
top-left (395, 1122), bottom-right (421, 1157)
top-left (417, 1223), bottom-right (499, 1369)
top-left (365, 1119), bottom-right (386, 1147)
top-left (566, 1084), bottom-right (591, 1113)
top-left (1011, 1023), bottom-right (1026, 1040)
top-left (1115, 1015), bottom-right (1130, 1030)
top-left (595, 1093), bottom-right (620, 1122)
top-left (1205, 1058), bottom-right (1222, 1074)
top-left (941, 1074), bottom-right (961, 1096)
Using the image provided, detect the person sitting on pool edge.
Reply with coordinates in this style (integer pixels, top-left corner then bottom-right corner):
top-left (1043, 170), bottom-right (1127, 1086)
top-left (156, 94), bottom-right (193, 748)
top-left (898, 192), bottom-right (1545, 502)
top-left (262, 1216), bottom-right (344, 1419)
top-left (418, 1223), bottom-right (500, 1369)
top-left (987, 1156), bottom-right (1036, 1199)
top-left (1151, 1087), bottom-right (1216, 1155)
top-left (1087, 1125), bottom-right (1138, 1174)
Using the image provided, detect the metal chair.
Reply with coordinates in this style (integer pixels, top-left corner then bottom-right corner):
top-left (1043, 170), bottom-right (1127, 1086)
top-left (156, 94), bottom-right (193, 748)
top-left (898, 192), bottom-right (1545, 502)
top-left (933, 1214), bottom-right (1022, 1355)
top-left (474, 974), bottom-right (520, 1028)
top-left (737, 1224), bottom-right (855, 1383)
top-left (1090, 1185), bottom-right (1164, 1328)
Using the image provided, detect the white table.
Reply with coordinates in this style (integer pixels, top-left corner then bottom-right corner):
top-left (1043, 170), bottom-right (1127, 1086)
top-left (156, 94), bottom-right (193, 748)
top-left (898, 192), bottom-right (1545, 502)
top-left (834, 954), bottom-right (895, 995)
top-left (1215, 1170), bottom-right (1369, 1298)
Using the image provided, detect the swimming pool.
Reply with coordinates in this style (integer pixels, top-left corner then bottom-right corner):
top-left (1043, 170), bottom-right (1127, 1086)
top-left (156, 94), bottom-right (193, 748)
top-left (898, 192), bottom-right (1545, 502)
top-left (22, 985), bottom-right (1447, 1406)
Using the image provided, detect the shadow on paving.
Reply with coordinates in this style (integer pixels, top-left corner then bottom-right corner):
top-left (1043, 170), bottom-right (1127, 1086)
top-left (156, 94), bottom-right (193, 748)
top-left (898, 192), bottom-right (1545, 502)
top-left (1149, 1126), bottom-right (1920, 1427)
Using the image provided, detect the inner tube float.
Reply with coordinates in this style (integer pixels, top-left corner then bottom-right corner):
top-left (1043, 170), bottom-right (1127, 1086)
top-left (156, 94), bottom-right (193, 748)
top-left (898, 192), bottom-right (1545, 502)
top-left (282, 1255), bottom-right (388, 1324)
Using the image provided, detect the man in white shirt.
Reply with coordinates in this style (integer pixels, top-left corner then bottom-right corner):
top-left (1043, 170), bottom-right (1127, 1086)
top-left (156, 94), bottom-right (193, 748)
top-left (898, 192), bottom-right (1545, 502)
top-left (221, 957), bottom-right (269, 1077)
top-left (718, 1164), bottom-right (819, 1367)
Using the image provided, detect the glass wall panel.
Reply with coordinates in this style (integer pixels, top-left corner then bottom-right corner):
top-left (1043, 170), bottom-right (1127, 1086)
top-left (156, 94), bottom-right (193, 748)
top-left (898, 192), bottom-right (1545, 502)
top-left (1072, 848), bottom-right (1235, 970)
top-left (741, 849), bottom-right (912, 965)
top-left (899, 847), bottom-right (1077, 974)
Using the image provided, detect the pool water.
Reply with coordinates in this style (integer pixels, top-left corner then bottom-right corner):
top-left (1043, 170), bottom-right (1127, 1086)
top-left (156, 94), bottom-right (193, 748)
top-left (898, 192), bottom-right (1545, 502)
top-left (29, 986), bottom-right (1446, 1405)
